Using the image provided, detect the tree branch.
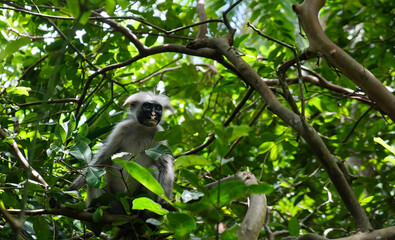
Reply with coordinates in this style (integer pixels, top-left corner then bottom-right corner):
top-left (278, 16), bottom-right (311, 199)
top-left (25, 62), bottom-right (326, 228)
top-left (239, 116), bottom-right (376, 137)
top-left (293, 0), bottom-right (395, 122)
top-left (196, 0), bottom-right (207, 39)
top-left (190, 33), bottom-right (372, 231)
top-left (6, 205), bottom-right (136, 225)
top-left (205, 171), bottom-right (267, 240)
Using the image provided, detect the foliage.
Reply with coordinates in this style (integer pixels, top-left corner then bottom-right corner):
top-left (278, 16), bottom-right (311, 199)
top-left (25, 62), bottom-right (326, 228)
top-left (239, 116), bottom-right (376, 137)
top-left (0, 0), bottom-right (394, 239)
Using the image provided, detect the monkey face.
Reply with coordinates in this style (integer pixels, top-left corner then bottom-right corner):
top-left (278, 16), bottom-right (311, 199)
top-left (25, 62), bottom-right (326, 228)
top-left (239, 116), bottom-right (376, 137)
top-left (137, 102), bottom-right (163, 126)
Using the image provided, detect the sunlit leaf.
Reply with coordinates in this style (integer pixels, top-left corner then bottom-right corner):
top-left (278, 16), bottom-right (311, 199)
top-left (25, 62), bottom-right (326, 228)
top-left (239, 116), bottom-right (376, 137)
top-left (257, 141), bottom-right (275, 154)
top-left (374, 137), bottom-right (395, 155)
top-left (0, 38), bottom-right (30, 61)
top-left (105, 0), bottom-right (116, 15)
top-left (132, 197), bottom-right (168, 215)
top-left (11, 86), bottom-right (31, 96)
top-left (113, 159), bottom-right (170, 203)
top-left (55, 124), bottom-right (67, 144)
top-left (174, 155), bottom-right (211, 169)
top-left (70, 141), bottom-right (92, 163)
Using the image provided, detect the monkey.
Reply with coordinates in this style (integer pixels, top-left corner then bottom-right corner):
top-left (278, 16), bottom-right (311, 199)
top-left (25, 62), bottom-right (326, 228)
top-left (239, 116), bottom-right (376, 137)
top-left (69, 91), bottom-right (175, 211)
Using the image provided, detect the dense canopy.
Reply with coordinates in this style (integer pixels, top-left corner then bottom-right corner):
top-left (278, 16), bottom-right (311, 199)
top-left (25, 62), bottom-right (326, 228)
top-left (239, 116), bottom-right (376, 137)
top-left (0, 0), bottom-right (394, 239)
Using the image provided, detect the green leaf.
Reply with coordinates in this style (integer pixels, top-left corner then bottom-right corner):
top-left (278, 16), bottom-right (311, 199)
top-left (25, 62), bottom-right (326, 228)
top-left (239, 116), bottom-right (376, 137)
top-left (179, 169), bottom-right (204, 191)
top-left (228, 125), bottom-right (251, 142)
top-left (79, 10), bottom-right (92, 25)
top-left (78, 123), bottom-right (89, 136)
top-left (145, 144), bottom-right (173, 161)
top-left (166, 212), bottom-right (196, 238)
top-left (32, 216), bottom-right (50, 240)
top-left (0, 38), bottom-right (31, 61)
top-left (145, 35), bottom-right (158, 47)
top-left (105, 0), bottom-right (116, 15)
top-left (360, 195), bottom-right (374, 205)
top-left (92, 207), bottom-right (104, 222)
top-left (120, 196), bottom-right (131, 214)
top-left (175, 154), bottom-right (211, 169)
top-left (248, 183), bottom-right (274, 194)
top-left (257, 141), bottom-right (275, 154)
top-left (288, 217), bottom-right (300, 236)
top-left (209, 181), bottom-right (248, 206)
top-left (383, 156), bottom-right (395, 165)
top-left (0, 21), bottom-right (7, 28)
top-left (374, 137), bottom-right (395, 155)
top-left (70, 141), bottom-right (92, 163)
top-left (86, 167), bottom-right (106, 188)
top-left (11, 86), bottom-right (31, 96)
top-left (67, 0), bottom-right (80, 18)
top-left (113, 159), bottom-right (170, 203)
top-left (234, 34), bottom-right (251, 48)
top-left (132, 197), bottom-right (168, 215)
top-left (55, 123), bottom-right (67, 144)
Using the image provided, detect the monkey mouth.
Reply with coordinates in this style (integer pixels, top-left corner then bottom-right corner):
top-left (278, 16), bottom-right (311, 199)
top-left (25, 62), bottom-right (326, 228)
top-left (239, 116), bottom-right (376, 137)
top-left (147, 119), bottom-right (158, 126)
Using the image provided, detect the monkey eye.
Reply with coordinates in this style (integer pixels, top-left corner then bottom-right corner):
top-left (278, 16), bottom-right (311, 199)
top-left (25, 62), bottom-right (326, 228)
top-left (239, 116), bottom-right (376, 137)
top-left (154, 104), bottom-right (163, 111)
top-left (142, 102), bottom-right (162, 111)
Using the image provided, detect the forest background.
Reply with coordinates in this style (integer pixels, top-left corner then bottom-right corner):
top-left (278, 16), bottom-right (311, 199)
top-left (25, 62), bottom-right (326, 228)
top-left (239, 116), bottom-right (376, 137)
top-left (0, 0), bottom-right (395, 239)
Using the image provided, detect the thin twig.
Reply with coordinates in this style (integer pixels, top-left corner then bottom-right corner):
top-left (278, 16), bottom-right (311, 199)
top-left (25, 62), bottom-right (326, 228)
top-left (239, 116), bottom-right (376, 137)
top-left (247, 22), bottom-right (305, 116)
top-left (342, 105), bottom-right (374, 143)
top-left (222, 0), bottom-right (243, 30)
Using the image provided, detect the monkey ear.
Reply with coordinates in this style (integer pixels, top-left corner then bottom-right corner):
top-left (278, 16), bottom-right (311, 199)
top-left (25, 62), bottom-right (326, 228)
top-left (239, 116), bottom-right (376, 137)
top-left (123, 93), bottom-right (144, 107)
top-left (163, 103), bottom-right (176, 113)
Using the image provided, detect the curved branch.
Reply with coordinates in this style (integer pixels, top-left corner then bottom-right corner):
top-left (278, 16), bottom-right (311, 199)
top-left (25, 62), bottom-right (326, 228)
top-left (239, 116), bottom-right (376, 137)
top-left (193, 33), bottom-right (372, 231)
top-left (204, 171), bottom-right (267, 240)
top-left (293, 0), bottom-right (395, 122)
top-left (91, 11), bottom-right (146, 52)
top-left (298, 226), bottom-right (395, 240)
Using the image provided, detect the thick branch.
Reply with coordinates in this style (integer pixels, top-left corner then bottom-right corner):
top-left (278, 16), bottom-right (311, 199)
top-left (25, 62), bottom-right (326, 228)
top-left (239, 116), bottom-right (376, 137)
top-left (199, 34), bottom-right (372, 231)
top-left (205, 171), bottom-right (267, 240)
top-left (91, 11), bottom-right (146, 52)
top-left (293, 0), bottom-right (395, 122)
top-left (298, 226), bottom-right (395, 240)
top-left (6, 205), bottom-right (136, 225)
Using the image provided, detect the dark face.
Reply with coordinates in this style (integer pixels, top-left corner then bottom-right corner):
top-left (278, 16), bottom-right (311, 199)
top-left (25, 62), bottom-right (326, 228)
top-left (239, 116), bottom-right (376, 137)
top-left (136, 102), bottom-right (163, 126)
